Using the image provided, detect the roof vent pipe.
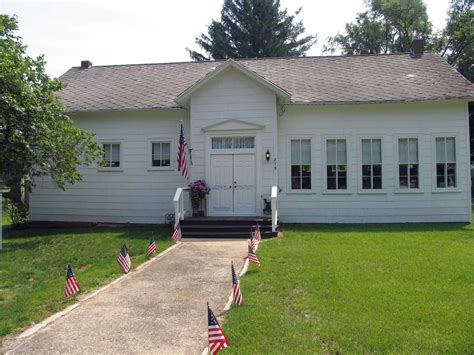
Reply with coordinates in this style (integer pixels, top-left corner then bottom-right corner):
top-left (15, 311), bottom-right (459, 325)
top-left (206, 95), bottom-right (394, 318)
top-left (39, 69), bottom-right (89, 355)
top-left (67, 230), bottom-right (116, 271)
top-left (81, 60), bottom-right (92, 69)
top-left (410, 39), bottom-right (424, 58)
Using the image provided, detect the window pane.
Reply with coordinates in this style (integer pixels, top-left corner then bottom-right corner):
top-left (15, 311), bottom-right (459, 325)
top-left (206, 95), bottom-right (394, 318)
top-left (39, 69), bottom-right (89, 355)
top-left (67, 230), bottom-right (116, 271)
top-left (301, 177), bottom-right (311, 189)
top-left (362, 176), bottom-right (372, 189)
top-left (301, 140), bottom-right (311, 165)
top-left (399, 164), bottom-right (408, 177)
top-left (111, 144), bottom-right (120, 161)
top-left (103, 144), bottom-right (111, 162)
top-left (152, 143), bottom-right (161, 159)
top-left (436, 163), bottom-right (445, 176)
top-left (291, 177), bottom-right (301, 190)
top-left (436, 137), bottom-right (445, 163)
top-left (291, 140), bottom-right (301, 165)
top-left (337, 140), bottom-right (347, 164)
top-left (362, 140), bottom-right (371, 164)
top-left (327, 165), bottom-right (336, 177)
top-left (409, 164), bottom-right (418, 179)
top-left (446, 137), bottom-right (455, 162)
top-left (161, 143), bottom-right (170, 160)
top-left (362, 165), bottom-right (372, 176)
top-left (399, 139), bottom-right (408, 164)
top-left (437, 175), bottom-right (446, 188)
top-left (410, 176), bottom-right (419, 189)
top-left (373, 164), bottom-right (382, 176)
top-left (399, 176), bottom-right (408, 189)
top-left (327, 177), bottom-right (337, 190)
top-left (409, 139), bottom-right (418, 163)
top-left (373, 176), bottom-right (382, 189)
top-left (338, 177), bottom-right (347, 189)
top-left (327, 140), bottom-right (336, 164)
top-left (372, 139), bottom-right (382, 164)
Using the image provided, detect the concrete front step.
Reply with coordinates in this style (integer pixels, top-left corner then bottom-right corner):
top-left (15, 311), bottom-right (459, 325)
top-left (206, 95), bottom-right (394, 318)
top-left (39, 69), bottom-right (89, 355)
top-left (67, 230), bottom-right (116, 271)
top-left (179, 216), bottom-right (277, 239)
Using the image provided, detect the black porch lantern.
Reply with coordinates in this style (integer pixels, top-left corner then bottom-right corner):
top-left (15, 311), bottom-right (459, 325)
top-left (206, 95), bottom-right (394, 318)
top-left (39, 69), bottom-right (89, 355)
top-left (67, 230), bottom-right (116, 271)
top-left (265, 149), bottom-right (271, 162)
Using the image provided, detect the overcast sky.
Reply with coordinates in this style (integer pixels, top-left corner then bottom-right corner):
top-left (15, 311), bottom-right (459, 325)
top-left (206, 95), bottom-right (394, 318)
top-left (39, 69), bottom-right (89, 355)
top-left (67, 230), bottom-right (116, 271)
top-left (2, 0), bottom-right (451, 78)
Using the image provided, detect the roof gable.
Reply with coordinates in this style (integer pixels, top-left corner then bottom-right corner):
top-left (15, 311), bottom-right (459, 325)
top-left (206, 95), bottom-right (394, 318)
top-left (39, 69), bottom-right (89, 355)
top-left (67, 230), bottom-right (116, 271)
top-left (175, 59), bottom-right (291, 107)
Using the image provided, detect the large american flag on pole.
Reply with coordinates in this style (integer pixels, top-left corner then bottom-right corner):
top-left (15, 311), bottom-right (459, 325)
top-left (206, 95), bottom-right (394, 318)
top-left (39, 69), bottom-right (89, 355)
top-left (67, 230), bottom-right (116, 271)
top-left (64, 264), bottom-right (80, 297)
top-left (177, 123), bottom-right (189, 179)
top-left (117, 244), bottom-right (131, 273)
top-left (231, 261), bottom-right (243, 305)
top-left (208, 304), bottom-right (230, 354)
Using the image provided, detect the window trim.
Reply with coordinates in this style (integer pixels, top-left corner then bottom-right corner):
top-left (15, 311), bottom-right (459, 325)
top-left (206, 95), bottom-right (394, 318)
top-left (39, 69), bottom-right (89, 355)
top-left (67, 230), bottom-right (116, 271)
top-left (394, 135), bottom-right (423, 194)
top-left (357, 136), bottom-right (387, 194)
top-left (287, 136), bottom-right (315, 194)
top-left (147, 139), bottom-right (174, 171)
top-left (98, 140), bottom-right (124, 172)
top-left (431, 134), bottom-right (461, 192)
top-left (321, 135), bottom-right (352, 194)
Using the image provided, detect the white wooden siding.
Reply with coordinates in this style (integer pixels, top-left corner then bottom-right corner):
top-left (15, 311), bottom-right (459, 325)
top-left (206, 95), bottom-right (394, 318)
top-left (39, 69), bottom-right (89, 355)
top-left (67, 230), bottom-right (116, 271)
top-left (190, 67), bottom-right (278, 214)
top-left (30, 110), bottom-right (189, 223)
top-left (277, 101), bottom-right (471, 223)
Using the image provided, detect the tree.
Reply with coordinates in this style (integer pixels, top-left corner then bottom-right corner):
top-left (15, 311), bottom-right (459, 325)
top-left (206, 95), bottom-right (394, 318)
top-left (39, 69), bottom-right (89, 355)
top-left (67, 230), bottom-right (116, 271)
top-left (435, 0), bottom-right (473, 82)
top-left (187, 0), bottom-right (316, 60)
top-left (325, 0), bottom-right (432, 54)
top-left (0, 15), bottom-right (103, 220)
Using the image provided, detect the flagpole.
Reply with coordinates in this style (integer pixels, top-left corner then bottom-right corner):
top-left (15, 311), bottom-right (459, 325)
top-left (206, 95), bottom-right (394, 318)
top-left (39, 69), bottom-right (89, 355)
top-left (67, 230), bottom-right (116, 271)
top-left (207, 302), bottom-right (210, 355)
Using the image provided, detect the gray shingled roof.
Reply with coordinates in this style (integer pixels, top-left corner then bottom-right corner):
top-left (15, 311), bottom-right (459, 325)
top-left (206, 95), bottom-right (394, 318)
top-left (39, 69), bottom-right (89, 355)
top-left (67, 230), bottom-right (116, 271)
top-left (58, 53), bottom-right (474, 112)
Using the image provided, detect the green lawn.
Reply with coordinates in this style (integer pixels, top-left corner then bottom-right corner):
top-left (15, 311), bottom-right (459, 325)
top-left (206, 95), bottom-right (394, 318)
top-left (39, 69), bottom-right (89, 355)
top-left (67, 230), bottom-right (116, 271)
top-left (0, 223), bottom-right (173, 342)
top-left (225, 222), bottom-right (474, 353)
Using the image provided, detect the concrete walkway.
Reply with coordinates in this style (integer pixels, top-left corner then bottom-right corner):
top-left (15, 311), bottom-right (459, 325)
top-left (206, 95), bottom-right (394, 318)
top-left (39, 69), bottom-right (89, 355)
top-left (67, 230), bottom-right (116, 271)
top-left (4, 241), bottom-right (247, 355)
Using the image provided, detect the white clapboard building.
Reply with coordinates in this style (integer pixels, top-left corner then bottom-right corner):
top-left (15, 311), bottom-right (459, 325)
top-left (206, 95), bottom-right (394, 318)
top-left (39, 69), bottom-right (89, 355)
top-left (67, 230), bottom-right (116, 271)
top-left (30, 41), bottom-right (474, 235)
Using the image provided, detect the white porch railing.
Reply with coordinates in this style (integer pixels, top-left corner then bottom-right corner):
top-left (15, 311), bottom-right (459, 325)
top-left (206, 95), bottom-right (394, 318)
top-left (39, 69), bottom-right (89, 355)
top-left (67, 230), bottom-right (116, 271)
top-left (173, 187), bottom-right (190, 228)
top-left (271, 185), bottom-right (278, 232)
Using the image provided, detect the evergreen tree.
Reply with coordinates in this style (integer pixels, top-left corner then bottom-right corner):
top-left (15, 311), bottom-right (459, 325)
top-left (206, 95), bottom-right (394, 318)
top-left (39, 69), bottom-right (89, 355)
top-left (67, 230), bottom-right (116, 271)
top-left (188, 0), bottom-right (316, 60)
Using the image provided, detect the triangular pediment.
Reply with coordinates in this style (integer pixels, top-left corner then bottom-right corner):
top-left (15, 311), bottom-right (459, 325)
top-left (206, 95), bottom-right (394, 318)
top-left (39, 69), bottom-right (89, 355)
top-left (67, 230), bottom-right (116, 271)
top-left (202, 119), bottom-right (265, 132)
top-left (175, 59), bottom-right (291, 108)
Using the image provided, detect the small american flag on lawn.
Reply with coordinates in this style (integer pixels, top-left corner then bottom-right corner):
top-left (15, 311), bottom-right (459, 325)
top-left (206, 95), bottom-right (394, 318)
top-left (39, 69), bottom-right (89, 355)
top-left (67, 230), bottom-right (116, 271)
top-left (253, 223), bottom-right (261, 242)
top-left (147, 235), bottom-right (157, 256)
top-left (248, 243), bottom-right (260, 267)
top-left (172, 224), bottom-right (182, 241)
top-left (231, 261), bottom-right (243, 305)
top-left (248, 231), bottom-right (258, 253)
top-left (64, 264), bottom-right (80, 298)
top-left (208, 304), bottom-right (230, 354)
top-left (177, 123), bottom-right (189, 179)
top-left (117, 244), bottom-right (131, 273)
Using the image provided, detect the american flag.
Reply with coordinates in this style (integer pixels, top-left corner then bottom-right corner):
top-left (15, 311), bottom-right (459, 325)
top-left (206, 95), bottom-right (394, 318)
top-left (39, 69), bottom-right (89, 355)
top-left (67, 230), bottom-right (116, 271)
top-left (147, 235), bottom-right (157, 256)
top-left (117, 244), bottom-right (131, 273)
top-left (172, 224), bottom-right (182, 241)
top-left (248, 231), bottom-right (258, 253)
top-left (64, 264), bottom-right (80, 298)
top-left (253, 223), bottom-right (261, 242)
top-left (177, 123), bottom-right (189, 179)
top-left (208, 304), bottom-right (230, 354)
top-left (231, 262), bottom-right (243, 305)
top-left (248, 244), bottom-right (261, 267)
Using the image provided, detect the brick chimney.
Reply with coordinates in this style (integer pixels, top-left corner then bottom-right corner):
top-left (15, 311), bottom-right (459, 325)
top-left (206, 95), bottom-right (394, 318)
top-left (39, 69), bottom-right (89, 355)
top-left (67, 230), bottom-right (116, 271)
top-left (80, 60), bottom-right (92, 69)
top-left (410, 39), bottom-right (424, 58)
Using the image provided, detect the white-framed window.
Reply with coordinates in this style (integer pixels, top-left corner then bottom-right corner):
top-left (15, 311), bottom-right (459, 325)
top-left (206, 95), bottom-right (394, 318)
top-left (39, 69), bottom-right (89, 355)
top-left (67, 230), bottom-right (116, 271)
top-left (290, 139), bottom-right (311, 190)
top-left (435, 137), bottom-right (456, 188)
top-left (151, 142), bottom-right (171, 167)
top-left (102, 143), bottom-right (121, 168)
top-left (326, 139), bottom-right (347, 190)
top-left (398, 138), bottom-right (419, 189)
top-left (361, 138), bottom-right (382, 190)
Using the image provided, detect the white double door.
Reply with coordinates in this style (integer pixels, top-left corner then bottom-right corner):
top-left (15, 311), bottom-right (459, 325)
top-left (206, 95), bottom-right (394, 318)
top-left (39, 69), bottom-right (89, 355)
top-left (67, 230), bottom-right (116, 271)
top-left (209, 154), bottom-right (256, 215)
